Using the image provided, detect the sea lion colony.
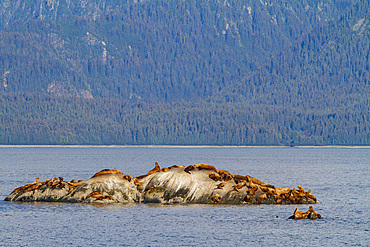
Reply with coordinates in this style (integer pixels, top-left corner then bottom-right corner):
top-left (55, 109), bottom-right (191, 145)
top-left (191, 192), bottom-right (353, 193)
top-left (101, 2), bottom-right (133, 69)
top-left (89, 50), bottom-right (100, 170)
top-left (5, 163), bottom-right (317, 205)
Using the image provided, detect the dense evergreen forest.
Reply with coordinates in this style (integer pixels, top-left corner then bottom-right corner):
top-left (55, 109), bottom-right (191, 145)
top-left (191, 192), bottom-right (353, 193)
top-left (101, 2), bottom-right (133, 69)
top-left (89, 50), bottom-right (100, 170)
top-left (0, 0), bottom-right (369, 145)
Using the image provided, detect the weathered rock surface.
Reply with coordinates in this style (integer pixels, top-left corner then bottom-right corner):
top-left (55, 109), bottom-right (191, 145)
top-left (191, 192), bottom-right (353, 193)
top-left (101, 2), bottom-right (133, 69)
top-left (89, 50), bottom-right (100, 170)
top-left (5, 163), bottom-right (318, 205)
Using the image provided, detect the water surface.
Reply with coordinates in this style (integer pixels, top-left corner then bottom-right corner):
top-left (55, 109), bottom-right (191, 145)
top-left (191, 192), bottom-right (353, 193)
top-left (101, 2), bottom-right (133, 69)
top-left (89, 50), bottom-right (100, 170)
top-left (0, 147), bottom-right (369, 246)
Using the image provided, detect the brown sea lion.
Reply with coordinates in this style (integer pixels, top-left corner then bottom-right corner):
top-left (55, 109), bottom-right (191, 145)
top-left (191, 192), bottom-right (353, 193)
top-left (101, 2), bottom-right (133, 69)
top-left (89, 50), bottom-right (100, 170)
top-left (23, 182), bottom-right (43, 193)
top-left (243, 194), bottom-right (251, 202)
top-left (246, 175), bottom-right (264, 185)
top-left (289, 207), bottom-right (321, 219)
top-left (86, 192), bottom-right (104, 199)
top-left (161, 167), bottom-right (170, 172)
top-left (289, 208), bottom-right (305, 219)
top-left (217, 169), bottom-right (233, 181)
top-left (194, 163), bottom-right (217, 172)
top-left (307, 206), bottom-right (321, 219)
top-left (135, 174), bottom-right (148, 180)
top-left (216, 182), bottom-right (228, 189)
top-left (145, 184), bottom-right (157, 191)
top-left (147, 162), bottom-right (161, 175)
top-left (10, 177), bottom-right (40, 194)
top-left (184, 165), bottom-right (195, 174)
top-left (256, 193), bottom-right (267, 203)
top-left (123, 174), bottom-right (132, 182)
top-left (169, 165), bottom-right (184, 169)
top-left (132, 177), bottom-right (143, 186)
top-left (275, 187), bottom-right (291, 196)
top-left (233, 181), bottom-right (246, 191)
top-left (298, 186), bottom-right (305, 193)
top-left (91, 169), bottom-right (124, 178)
top-left (306, 190), bottom-right (317, 202)
top-left (212, 194), bottom-right (221, 203)
top-left (208, 172), bottom-right (223, 181)
top-left (232, 174), bottom-right (248, 183)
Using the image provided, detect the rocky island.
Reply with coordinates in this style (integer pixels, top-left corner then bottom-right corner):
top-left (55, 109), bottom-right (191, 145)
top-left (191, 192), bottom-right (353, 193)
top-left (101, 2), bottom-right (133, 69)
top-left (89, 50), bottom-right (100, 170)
top-left (5, 163), bottom-right (317, 205)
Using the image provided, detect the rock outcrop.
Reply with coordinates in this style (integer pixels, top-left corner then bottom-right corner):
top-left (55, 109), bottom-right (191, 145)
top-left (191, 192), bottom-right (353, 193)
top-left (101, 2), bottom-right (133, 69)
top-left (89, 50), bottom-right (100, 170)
top-left (5, 163), bottom-right (318, 205)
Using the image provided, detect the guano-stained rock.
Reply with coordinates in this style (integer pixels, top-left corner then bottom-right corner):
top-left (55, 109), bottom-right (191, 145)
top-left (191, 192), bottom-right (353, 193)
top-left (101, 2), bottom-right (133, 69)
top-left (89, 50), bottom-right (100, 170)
top-left (5, 164), bottom-right (318, 205)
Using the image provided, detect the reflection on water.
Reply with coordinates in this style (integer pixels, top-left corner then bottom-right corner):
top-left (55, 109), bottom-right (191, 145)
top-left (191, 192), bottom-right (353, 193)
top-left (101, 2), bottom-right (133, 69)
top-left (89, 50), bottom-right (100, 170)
top-left (0, 147), bottom-right (369, 246)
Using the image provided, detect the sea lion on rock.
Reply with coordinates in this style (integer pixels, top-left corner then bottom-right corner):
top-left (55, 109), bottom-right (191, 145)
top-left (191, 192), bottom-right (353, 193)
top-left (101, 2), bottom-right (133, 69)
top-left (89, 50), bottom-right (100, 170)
top-left (91, 169), bottom-right (124, 178)
top-left (132, 177), bottom-right (143, 186)
top-left (86, 192), bottom-right (111, 200)
top-left (169, 165), bottom-right (184, 169)
top-left (289, 206), bottom-right (321, 219)
top-left (217, 169), bottom-right (233, 181)
top-left (134, 174), bottom-right (147, 180)
top-left (147, 162), bottom-right (161, 176)
top-left (194, 163), bottom-right (217, 172)
top-left (307, 206), bottom-right (321, 219)
top-left (243, 195), bottom-right (251, 202)
top-left (256, 193), bottom-right (267, 203)
top-left (123, 174), bottom-right (132, 182)
top-left (212, 194), bottom-right (221, 203)
top-left (232, 174), bottom-right (248, 183)
top-left (246, 175), bottom-right (264, 185)
top-left (208, 172), bottom-right (223, 181)
top-left (216, 182), bottom-right (228, 189)
top-left (184, 165), bottom-right (195, 174)
top-left (145, 184), bottom-right (157, 191)
top-left (10, 177), bottom-right (40, 194)
top-left (233, 181), bottom-right (246, 191)
top-left (161, 167), bottom-right (170, 172)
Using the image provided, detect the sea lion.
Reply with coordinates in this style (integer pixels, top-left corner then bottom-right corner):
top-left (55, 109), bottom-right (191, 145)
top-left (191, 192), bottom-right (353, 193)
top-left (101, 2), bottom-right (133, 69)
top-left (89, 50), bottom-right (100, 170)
top-left (194, 163), bottom-right (217, 172)
top-left (232, 174), bottom-right (248, 183)
top-left (123, 174), bottom-right (132, 182)
top-left (135, 174), bottom-right (147, 180)
top-left (306, 190), bottom-right (317, 202)
top-left (243, 194), bottom-right (251, 202)
top-left (233, 181), bottom-right (246, 191)
top-left (307, 206), bottom-right (321, 219)
top-left (86, 192), bottom-right (104, 199)
top-left (184, 165), bottom-right (195, 174)
top-left (51, 178), bottom-right (61, 187)
top-left (91, 169), bottom-right (124, 178)
top-left (246, 175), bottom-right (264, 185)
top-left (208, 172), bottom-right (223, 181)
top-left (212, 194), bottom-right (221, 203)
top-left (145, 184), bottom-right (157, 191)
top-left (23, 182), bottom-right (43, 193)
top-left (289, 206), bottom-right (321, 219)
top-left (289, 208), bottom-right (304, 219)
top-left (86, 192), bottom-right (109, 200)
top-left (169, 165), bottom-right (184, 169)
top-left (256, 193), bottom-right (267, 203)
top-left (147, 162), bottom-right (161, 175)
top-left (161, 167), bottom-right (170, 172)
top-left (132, 177), bottom-right (143, 186)
top-left (217, 169), bottom-right (233, 181)
top-left (216, 182), bottom-right (228, 189)
top-left (275, 187), bottom-right (291, 196)
top-left (10, 177), bottom-right (41, 194)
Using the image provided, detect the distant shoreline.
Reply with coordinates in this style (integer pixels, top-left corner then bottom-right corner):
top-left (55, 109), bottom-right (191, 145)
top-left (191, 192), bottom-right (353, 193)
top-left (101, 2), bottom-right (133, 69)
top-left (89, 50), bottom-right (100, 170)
top-left (0, 145), bottom-right (369, 149)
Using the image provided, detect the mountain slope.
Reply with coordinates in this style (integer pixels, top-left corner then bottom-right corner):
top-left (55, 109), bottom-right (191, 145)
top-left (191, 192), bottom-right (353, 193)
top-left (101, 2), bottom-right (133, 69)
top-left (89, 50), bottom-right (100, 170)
top-left (0, 0), bottom-right (356, 100)
top-left (0, 0), bottom-right (368, 145)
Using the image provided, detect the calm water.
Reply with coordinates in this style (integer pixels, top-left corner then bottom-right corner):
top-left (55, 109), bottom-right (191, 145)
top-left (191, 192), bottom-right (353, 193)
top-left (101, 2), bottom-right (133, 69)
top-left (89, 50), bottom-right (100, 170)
top-left (0, 147), bottom-right (369, 246)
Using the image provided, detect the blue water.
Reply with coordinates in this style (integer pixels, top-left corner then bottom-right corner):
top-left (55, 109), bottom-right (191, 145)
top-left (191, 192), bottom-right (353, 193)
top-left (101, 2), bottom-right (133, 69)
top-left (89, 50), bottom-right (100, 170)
top-left (0, 147), bottom-right (369, 246)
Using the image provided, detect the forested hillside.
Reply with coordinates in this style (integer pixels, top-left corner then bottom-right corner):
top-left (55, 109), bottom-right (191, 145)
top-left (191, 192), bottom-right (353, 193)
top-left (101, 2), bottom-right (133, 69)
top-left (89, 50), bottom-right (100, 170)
top-left (0, 0), bottom-right (369, 145)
